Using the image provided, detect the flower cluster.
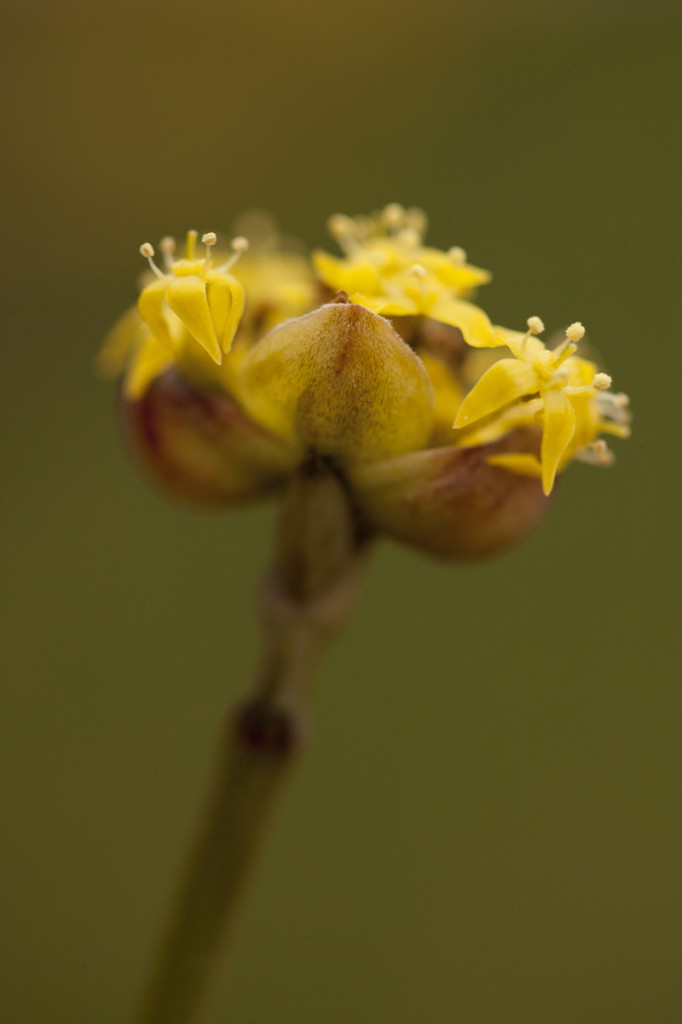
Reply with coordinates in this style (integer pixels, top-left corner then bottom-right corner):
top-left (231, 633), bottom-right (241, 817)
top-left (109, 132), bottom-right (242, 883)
top-left (100, 205), bottom-right (630, 560)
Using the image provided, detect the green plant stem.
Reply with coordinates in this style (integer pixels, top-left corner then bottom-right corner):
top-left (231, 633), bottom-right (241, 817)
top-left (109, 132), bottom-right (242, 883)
top-left (133, 462), bottom-right (366, 1024)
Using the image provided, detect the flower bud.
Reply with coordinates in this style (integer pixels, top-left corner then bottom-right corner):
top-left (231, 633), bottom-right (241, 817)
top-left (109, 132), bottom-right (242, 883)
top-left (238, 303), bottom-right (435, 465)
top-left (348, 429), bottom-right (550, 561)
top-left (123, 371), bottom-right (299, 506)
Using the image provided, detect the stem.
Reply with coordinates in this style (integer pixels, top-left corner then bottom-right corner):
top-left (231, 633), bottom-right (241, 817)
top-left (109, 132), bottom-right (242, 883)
top-left (133, 461), bottom-right (366, 1024)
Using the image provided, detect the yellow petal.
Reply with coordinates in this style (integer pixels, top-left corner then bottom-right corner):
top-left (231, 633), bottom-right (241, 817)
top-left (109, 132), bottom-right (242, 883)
top-left (349, 292), bottom-right (419, 317)
top-left (239, 303), bottom-right (435, 464)
top-left (96, 306), bottom-right (145, 377)
top-left (418, 351), bottom-right (463, 441)
top-left (206, 274), bottom-right (244, 353)
top-left (486, 452), bottom-right (543, 478)
top-left (418, 248), bottom-right (492, 294)
top-left (493, 325), bottom-right (546, 361)
top-left (313, 251), bottom-right (383, 295)
top-left (124, 334), bottom-right (174, 400)
top-left (166, 276), bottom-right (221, 363)
top-left (454, 359), bottom-right (539, 428)
top-left (429, 297), bottom-right (497, 347)
top-left (541, 387), bottom-right (577, 494)
top-left (138, 279), bottom-right (175, 349)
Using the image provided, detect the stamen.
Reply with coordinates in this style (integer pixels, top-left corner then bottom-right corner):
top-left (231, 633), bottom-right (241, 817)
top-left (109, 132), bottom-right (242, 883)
top-left (527, 316), bottom-right (545, 335)
top-left (575, 439), bottom-right (615, 467)
top-left (383, 203), bottom-right (406, 232)
top-left (216, 235), bottom-right (250, 273)
top-left (185, 230), bottom-right (198, 261)
top-left (327, 214), bottom-right (357, 254)
top-left (202, 231), bottom-right (217, 269)
top-left (565, 372), bottom-right (612, 396)
top-left (159, 236), bottom-right (176, 271)
top-left (553, 321), bottom-right (583, 362)
top-left (139, 243), bottom-right (166, 280)
top-left (408, 262), bottom-right (427, 279)
top-left (448, 246), bottom-right (467, 265)
top-left (593, 390), bottom-right (632, 433)
top-left (566, 321), bottom-right (585, 343)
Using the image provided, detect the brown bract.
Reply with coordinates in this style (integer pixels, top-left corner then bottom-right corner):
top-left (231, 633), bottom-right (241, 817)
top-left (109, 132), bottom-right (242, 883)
top-left (123, 371), bottom-right (298, 506)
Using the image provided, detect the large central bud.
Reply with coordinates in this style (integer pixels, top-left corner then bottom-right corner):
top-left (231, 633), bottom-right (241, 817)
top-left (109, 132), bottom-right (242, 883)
top-left (238, 302), bottom-right (435, 465)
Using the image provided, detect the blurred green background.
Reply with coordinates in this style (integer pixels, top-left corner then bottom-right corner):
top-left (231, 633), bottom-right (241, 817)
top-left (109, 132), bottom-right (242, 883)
top-left (2, 1), bottom-right (681, 1021)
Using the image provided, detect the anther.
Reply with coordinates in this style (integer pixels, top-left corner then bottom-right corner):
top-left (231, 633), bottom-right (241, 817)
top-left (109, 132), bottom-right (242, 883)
top-left (448, 246), bottom-right (467, 265)
top-left (527, 316), bottom-right (545, 335)
top-left (593, 372), bottom-right (612, 390)
top-left (408, 262), bottom-right (427, 279)
top-left (231, 236), bottom-right (249, 254)
top-left (383, 203), bottom-right (406, 231)
top-left (566, 321), bottom-right (585, 343)
top-left (328, 214), bottom-right (354, 239)
top-left (139, 243), bottom-right (166, 280)
top-left (202, 231), bottom-right (217, 269)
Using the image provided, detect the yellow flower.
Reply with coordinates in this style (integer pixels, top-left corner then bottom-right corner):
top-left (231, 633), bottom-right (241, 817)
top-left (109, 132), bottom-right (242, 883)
top-left (454, 318), bottom-right (629, 495)
top-left (99, 230), bottom-right (317, 401)
top-left (313, 203), bottom-right (497, 347)
top-left (137, 230), bottom-right (246, 364)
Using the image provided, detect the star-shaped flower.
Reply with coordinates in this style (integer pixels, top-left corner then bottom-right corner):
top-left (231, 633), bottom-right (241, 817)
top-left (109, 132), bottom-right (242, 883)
top-left (454, 318), bottom-right (619, 494)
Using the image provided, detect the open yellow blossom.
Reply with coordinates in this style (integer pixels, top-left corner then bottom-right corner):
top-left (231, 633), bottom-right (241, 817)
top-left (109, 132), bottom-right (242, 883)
top-left (138, 230), bottom-right (246, 364)
top-left (98, 231), bottom-right (250, 399)
top-left (314, 204), bottom-right (498, 347)
top-left (454, 318), bottom-right (628, 495)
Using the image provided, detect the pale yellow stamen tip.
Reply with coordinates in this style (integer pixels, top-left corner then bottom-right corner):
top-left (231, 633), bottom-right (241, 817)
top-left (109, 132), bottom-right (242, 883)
top-left (230, 235), bottom-right (249, 254)
top-left (328, 214), bottom-right (353, 238)
top-left (139, 242), bottom-right (166, 280)
top-left (202, 232), bottom-right (217, 247)
top-left (383, 203), bottom-right (406, 230)
top-left (527, 316), bottom-right (545, 335)
top-left (593, 372), bottom-right (612, 390)
top-left (566, 321), bottom-right (585, 342)
top-left (448, 246), bottom-right (467, 265)
top-left (159, 236), bottom-right (176, 253)
top-left (409, 262), bottom-right (427, 279)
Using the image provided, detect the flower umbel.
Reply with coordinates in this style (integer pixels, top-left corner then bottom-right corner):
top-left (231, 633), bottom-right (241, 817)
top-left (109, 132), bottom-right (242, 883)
top-left (100, 205), bottom-right (630, 558)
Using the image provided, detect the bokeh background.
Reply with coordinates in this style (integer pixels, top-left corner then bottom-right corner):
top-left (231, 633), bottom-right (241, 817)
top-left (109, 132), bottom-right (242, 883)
top-left (2, 1), bottom-right (681, 1021)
